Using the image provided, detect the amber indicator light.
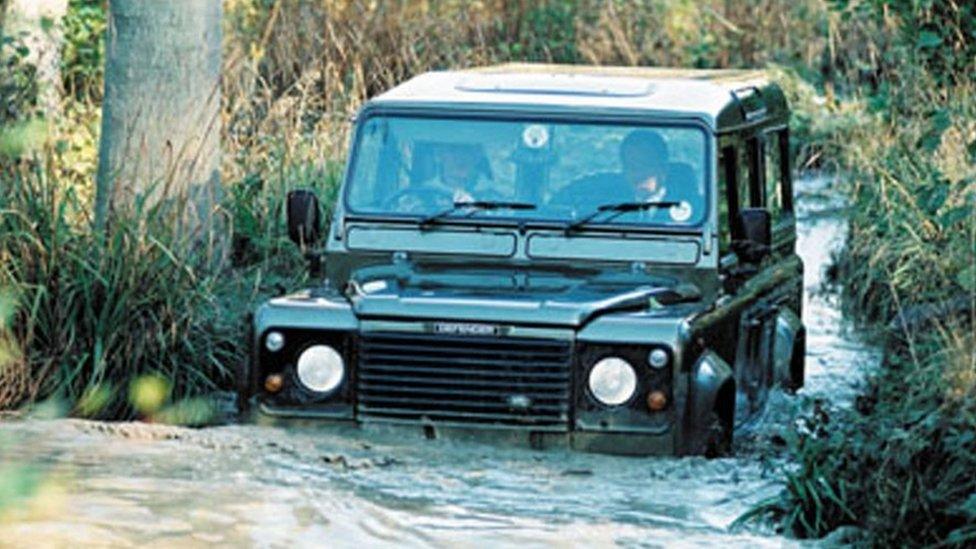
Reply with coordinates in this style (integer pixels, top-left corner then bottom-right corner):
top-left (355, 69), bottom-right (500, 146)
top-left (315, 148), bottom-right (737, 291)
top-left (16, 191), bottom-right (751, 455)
top-left (264, 373), bottom-right (284, 393)
top-left (646, 390), bottom-right (667, 411)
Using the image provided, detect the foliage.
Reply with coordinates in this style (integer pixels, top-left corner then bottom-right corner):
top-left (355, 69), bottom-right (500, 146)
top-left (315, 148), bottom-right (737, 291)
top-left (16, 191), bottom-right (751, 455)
top-left (0, 30), bottom-right (41, 157)
top-left (828, 0), bottom-right (976, 86)
top-left (0, 162), bottom-right (240, 418)
top-left (748, 329), bottom-right (976, 546)
top-left (0, 32), bottom-right (37, 126)
top-left (61, 0), bottom-right (106, 104)
top-left (738, 1), bottom-right (976, 546)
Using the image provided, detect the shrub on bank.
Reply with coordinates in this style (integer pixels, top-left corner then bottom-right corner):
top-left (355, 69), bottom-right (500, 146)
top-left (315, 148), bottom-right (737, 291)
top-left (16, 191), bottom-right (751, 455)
top-left (0, 163), bottom-right (236, 417)
top-left (743, 3), bottom-right (975, 545)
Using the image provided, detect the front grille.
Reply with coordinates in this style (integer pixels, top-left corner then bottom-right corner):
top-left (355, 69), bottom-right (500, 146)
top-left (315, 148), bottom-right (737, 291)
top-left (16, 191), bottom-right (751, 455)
top-left (357, 332), bottom-right (572, 429)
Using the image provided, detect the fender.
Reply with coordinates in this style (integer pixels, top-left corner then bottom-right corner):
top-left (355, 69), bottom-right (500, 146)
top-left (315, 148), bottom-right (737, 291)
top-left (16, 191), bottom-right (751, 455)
top-left (773, 307), bottom-right (804, 391)
top-left (683, 351), bottom-right (735, 454)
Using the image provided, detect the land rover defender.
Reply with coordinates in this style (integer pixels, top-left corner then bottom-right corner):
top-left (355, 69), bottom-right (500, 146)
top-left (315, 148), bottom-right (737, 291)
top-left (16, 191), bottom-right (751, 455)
top-left (240, 64), bottom-right (805, 456)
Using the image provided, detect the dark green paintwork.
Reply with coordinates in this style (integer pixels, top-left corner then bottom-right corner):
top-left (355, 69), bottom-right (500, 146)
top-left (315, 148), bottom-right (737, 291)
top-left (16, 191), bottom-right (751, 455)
top-left (246, 66), bottom-right (803, 456)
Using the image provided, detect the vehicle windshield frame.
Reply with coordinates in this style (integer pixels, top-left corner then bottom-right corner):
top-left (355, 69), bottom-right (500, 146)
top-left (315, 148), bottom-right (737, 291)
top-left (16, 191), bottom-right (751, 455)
top-left (341, 105), bottom-right (713, 233)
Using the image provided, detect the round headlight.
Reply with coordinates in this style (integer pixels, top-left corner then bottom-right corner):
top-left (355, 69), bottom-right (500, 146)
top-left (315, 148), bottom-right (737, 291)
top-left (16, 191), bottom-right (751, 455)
top-left (648, 348), bottom-right (669, 369)
top-left (588, 357), bottom-right (637, 406)
top-left (265, 331), bottom-right (285, 353)
top-left (296, 345), bottom-right (345, 393)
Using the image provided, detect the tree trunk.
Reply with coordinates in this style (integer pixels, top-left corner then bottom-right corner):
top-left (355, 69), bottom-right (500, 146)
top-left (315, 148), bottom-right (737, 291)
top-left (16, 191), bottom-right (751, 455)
top-left (4, 0), bottom-right (68, 120)
top-left (95, 0), bottom-right (222, 236)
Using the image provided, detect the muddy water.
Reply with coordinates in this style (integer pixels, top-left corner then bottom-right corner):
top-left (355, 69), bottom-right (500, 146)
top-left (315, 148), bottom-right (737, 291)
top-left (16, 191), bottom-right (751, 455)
top-left (0, 175), bottom-right (879, 548)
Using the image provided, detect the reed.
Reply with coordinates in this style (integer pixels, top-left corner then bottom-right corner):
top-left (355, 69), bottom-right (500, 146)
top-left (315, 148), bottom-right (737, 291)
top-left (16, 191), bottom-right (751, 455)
top-left (0, 160), bottom-right (234, 417)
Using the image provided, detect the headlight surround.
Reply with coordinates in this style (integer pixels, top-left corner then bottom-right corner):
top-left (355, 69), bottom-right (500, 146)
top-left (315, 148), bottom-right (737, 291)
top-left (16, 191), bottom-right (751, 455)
top-left (587, 357), bottom-right (638, 406)
top-left (296, 345), bottom-right (345, 394)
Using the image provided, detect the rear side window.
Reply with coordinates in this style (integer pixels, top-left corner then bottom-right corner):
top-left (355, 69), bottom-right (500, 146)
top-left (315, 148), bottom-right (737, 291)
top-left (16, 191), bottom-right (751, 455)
top-left (737, 145), bottom-right (752, 211)
top-left (763, 129), bottom-right (793, 219)
top-left (746, 137), bottom-right (763, 207)
top-left (764, 131), bottom-right (783, 217)
top-left (718, 146), bottom-right (737, 254)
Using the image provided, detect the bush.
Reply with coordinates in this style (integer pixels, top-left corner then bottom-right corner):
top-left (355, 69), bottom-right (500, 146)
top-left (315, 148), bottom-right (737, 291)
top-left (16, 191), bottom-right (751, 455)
top-left (0, 162), bottom-right (239, 417)
top-left (61, 0), bottom-right (106, 104)
top-left (740, 2), bottom-right (976, 545)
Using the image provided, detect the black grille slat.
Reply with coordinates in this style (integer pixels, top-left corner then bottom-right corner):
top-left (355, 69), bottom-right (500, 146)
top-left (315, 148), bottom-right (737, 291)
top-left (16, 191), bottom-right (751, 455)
top-left (358, 395), bottom-right (568, 412)
top-left (360, 382), bottom-right (569, 401)
top-left (360, 353), bottom-right (569, 370)
top-left (359, 372), bottom-right (568, 389)
top-left (361, 342), bottom-right (568, 358)
top-left (357, 332), bottom-right (572, 428)
top-left (360, 363), bottom-right (570, 380)
top-left (361, 332), bottom-right (566, 348)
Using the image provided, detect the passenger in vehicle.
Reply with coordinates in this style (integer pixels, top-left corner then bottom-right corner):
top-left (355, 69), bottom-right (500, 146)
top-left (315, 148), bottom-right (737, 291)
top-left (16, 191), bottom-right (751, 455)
top-left (620, 130), bottom-right (671, 201)
top-left (549, 130), bottom-right (671, 209)
top-left (661, 161), bottom-right (698, 222)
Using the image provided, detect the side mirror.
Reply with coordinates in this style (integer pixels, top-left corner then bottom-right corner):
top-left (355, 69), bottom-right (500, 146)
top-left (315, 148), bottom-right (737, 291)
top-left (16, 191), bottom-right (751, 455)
top-left (287, 189), bottom-right (321, 248)
top-left (736, 208), bottom-right (771, 262)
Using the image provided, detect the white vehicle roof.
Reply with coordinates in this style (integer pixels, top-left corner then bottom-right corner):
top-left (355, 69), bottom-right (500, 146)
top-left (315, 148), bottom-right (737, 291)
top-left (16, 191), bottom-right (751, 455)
top-left (367, 63), bottom-right (788, 130)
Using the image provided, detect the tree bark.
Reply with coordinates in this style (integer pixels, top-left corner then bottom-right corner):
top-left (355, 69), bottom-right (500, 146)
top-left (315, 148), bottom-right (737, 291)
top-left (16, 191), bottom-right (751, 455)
top-left (4, 0), bottom-right (68, 121)
top-left (95, 0), bottom-right (222, 235)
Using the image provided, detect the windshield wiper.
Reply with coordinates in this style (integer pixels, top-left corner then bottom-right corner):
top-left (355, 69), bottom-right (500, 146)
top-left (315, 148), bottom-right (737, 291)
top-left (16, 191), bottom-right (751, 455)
top-left (564, 200), bottom-right (680, 235)
top-left (419, 200), bottom-right (536, 229)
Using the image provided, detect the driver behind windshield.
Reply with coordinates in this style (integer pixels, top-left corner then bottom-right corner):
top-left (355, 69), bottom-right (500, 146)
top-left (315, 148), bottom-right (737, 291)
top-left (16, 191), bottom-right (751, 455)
top-left (425, 143), bottom-right (494, 203)
top-left (385, 142), bottom-right (494, 213)
top-left (549, 130), bottom-right (681, 213)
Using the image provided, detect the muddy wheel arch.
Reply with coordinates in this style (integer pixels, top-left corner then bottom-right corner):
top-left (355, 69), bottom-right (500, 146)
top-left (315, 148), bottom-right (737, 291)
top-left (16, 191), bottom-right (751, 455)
top-left (683, 351), bottom-right (735, 455)
top-left (774, 308), bottom-right (805, 391)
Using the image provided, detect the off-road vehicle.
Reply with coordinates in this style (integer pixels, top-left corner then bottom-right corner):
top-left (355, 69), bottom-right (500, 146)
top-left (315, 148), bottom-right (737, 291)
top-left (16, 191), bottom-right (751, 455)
top-left (240, 64), bottom-right (805, 456)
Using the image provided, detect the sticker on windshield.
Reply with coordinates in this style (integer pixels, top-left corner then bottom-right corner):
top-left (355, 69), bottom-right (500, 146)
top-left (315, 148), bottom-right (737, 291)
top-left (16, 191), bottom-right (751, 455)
top-left (522, 124), bottom-right (549, 149)
top-left (669, 201), bottom-right (693, 222)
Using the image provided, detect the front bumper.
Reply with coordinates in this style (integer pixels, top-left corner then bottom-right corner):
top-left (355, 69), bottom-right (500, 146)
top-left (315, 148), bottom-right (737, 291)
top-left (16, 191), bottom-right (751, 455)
top-left (252, 405), bottom-right (676, 455)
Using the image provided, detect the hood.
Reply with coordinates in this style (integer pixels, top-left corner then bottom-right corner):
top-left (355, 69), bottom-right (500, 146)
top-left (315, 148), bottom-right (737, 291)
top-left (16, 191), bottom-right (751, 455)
top-left (344, 262), bottom-right (701, 328)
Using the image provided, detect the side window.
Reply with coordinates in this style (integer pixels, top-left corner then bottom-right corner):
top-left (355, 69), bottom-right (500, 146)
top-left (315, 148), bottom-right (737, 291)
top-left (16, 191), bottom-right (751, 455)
top-left (778, 129), bottom-right (794, 214)
top-left (763, 131), bottom-right (784, 218)
top-left (746, 137), bottom-right (763, 207)
top-left (718, 145), bottom-right (738, 255)
top-left (736, 145), bottom-right (751, 212)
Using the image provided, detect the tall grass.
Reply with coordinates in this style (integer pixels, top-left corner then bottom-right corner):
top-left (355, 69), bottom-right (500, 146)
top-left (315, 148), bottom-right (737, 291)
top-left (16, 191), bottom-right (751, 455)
top-left (739, 3), bottom-right (976, 546)
top-left (0, 160), bottom-right (234, 416)
top-left (219, 0), bottom-right (839, 182)
top-left (0, 145), bottom-right (349, 415)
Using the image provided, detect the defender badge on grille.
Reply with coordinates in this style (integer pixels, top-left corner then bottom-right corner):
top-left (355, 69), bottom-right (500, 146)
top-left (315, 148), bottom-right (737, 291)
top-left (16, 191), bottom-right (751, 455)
top-left (431, 322), bottom-right (504, 337)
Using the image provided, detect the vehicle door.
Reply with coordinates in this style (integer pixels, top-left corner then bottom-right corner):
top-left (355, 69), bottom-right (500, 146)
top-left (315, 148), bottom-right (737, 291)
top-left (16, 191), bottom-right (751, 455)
top-left (718, 129), bottom-right (797, 424)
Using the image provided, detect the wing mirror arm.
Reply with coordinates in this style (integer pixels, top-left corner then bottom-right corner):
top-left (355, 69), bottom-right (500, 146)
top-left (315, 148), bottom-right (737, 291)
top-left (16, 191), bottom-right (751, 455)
top-left (733, 208), bottom-right (772, 263)
top-left (287, 189), bottom-right (324, 280)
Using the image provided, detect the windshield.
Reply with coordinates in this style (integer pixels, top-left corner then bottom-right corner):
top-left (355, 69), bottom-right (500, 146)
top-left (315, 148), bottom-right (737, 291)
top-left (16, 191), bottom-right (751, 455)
top-left (345, 114), bottom-right (708, 227)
